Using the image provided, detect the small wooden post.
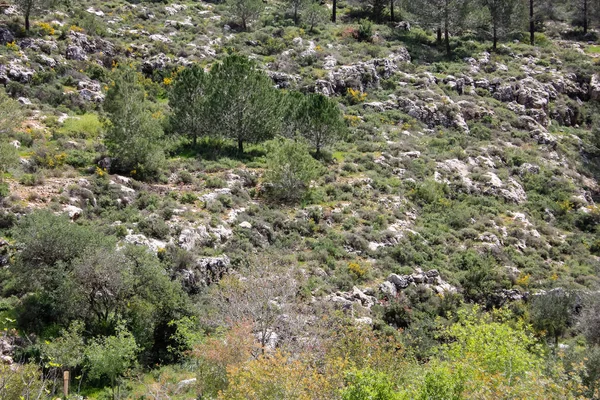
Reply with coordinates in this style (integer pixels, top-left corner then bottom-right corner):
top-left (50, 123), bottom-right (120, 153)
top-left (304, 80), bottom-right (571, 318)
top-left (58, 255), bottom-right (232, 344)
top-left (63, 370), bottom-right (70, 399)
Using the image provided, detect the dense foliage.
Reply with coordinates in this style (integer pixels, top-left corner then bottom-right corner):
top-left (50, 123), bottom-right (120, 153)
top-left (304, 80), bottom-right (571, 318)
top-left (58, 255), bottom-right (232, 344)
top-left (0, 0), bottom-right (598, 398)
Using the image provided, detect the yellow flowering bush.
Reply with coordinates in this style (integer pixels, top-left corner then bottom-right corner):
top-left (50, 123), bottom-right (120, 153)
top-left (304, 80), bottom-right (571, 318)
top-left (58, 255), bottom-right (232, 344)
top-left (346, 88), bottom-right (367, 104)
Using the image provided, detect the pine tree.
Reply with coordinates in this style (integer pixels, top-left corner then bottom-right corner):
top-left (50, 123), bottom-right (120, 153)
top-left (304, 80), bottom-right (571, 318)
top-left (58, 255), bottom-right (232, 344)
top-left (410, 0), bottom-right (473, 56)
top-left (169, 65), bottom-right (211, 147)
top-left (14, 0), bottom-right (53, 31)
top-left (481, 0), bottom-right (525, 50)
top-left (287, 93), bottom-right (346, 155)
top-left (226, 0), bottom-right (264, 30)
top-left (208, 55), bottom-right (281, 153)
top-left (104, 67), bottom-right (165, 180)
top-left (286, 0), bottom-right (307, 24)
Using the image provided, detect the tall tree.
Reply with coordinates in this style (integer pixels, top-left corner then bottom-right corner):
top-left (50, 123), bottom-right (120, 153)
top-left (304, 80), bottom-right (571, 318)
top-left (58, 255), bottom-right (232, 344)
top-left (304, 2), bottom-right (329, 31)
top-left (169, 65), bottom-right (210, 147)
top-left (332, 0), bottom-right (337, 22)
top-left (530, 0), bottom-right (535, 45)
top-left (574, 0), bottom-right (600, 34)
top-left (286, 0), bottom-right (307, 24)
top-left (226, 0), bottom-right (264, 30)
top-left (286, 92), bottom-right (346, 155)
top-left (207, 55), bottom-right (281, 153)
top-left (104, 66), bottom-right (165, 180)
top-left (481, 0), bottom-right (524, 50)
top-left (15, 0), bottom-right (53, 31)
top-left (410, 0), bottom-right (472, 56)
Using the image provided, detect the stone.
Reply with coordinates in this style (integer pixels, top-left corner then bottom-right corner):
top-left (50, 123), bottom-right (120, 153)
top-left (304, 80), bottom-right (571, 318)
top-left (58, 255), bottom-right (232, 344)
top-left (19, 38), bottom-right (57, 53)
top-left (38, 54), bottom-right (57, 67)
top-left (387, 273), bottom-right (409, 289)
top-left (519, 163), bottom-right (540, 176)
top-left (425, 269), bottom-right (439, 278)
top-left (66, 45), bottom-right (87, 60)
top-left (124, 234), bottom-right (166, 254)
top-left (0, 27), bottom-right (14, 45)
top-left (86, 7), bottom-right (105, 17)
top-left (142, 53), bottom-right (172, 74)
top-left (4, 61), bottom-right (34, 83)
top-left (176, 378), bottom-right (197, 393)
top-left (315, 49), bottom-right (411, 95)
top-left (590, 74), bottom-right (600, 101)
top-left (395, 21), bottom-right (411, 31)
top-left (0, 355), bottom-right (13, 365)
top-left (79, 89), bottom-right (104, 102)
top-left (267, 71), bottom-right (299, 89)
top-left (149, 34), bottom-right (172, 43)
top-left (352, 286), bottom-right (374, 307)
top-left (63, 205), bottom-right (83, 220)
top-left (78, 79), bottom-right (104, 102)
top-left (239, 221), bottom-right (252, 229)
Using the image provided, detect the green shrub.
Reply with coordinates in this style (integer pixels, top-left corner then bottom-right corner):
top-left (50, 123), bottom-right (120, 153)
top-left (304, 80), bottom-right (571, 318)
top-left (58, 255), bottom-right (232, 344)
top-left (55, 114), bottom-right (102, 139)
top-left (180, 192), bottom-right (198, 204)
top-left (263, 138), bottom-right (325, 203)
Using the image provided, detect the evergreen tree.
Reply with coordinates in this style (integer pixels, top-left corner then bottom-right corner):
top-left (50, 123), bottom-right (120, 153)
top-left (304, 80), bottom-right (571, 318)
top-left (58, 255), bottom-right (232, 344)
top-left (104, 66), bottom-right (165, 180)
top-left (226, 0), bottom-right (264, 30)
top-left (286, 0), bottom-right (307, 24)
top-left (14, 0), bottom-right (54, 31)
top-left (263, 138), bottom-right (324, 203)
top-left (207, 55), bottom-right (281, 153)
top-left (410, 0), bottom-right (473, 56)
top-left (169, 65), bottom-right (211, 147)
top-left (288, 93), bottom-right (346, 155)
top-left (481, 0), bottom-right (525, 50)
top-left (304, 2), bottom-right (329, 31)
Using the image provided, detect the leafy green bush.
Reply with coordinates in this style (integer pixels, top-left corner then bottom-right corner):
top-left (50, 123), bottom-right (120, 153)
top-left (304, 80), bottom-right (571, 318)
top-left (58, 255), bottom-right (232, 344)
top-left (55, 113), bottom-right (102, 139)
top-left (263, 138), bottom-right (324, 203)
top-left (341, 368), bottom-right (400, 400)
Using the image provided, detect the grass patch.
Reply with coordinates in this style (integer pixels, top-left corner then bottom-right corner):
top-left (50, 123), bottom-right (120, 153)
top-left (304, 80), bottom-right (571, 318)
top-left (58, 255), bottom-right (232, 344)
top-left (587, 45), bottom-right (600, 55)
top-left (55, 113), bottom-right (102, 139)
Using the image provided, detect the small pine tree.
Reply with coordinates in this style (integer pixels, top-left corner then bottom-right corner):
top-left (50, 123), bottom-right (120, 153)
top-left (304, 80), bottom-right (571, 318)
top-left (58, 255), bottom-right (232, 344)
top-left (208, 55), bottom-right (281, 153)
top-left (285, 92), bottom-right (346, 155)
top-left (104, 66), bottom-right (165, 180)
top-left (14, 0), bottom-right (54, 31)
top-left (226, 0), bottom-right (264, 30)
top-left (169, 65), bottom-right (211, 147)
top-left (304, 2), bottom-right (329, 32)
top-left (263, 138), bottom-right (324, 203)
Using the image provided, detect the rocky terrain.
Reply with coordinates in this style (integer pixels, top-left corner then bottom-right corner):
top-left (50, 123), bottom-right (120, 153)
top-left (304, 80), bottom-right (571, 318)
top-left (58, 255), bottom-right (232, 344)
top-left (0, 0), bottom-right (599, 398)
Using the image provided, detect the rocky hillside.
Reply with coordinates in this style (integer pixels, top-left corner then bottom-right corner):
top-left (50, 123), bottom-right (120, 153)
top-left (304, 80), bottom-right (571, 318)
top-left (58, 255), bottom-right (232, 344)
top-left (0, 0), bottom-right (600, 398)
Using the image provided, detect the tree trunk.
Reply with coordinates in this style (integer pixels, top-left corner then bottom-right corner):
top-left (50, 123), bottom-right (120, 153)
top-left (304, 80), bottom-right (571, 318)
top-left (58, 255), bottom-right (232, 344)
top-left (25, 13), bottom-right (30, 31)
top-left (445, 27), bottom-right (450, 56)
top-left (444, 0), bottom-right (450, 56)
top-left (331, 0), bottom-right (336, 22)
top-left (583, 0), bottom-right (588, 34)
top-left (238, 139), bottom-right (244, 153)
top-left (294, 7), bottom-right (298, 25)
top-left (437, 26), bottom-right (442, 43)
top-left (390, 0), bottom-right (394, 22)
top-left (493, 24), bottom-right (497, 51)
top-left (529, 0), bottom-right (535, 45)
top-left (193, 133), bottom-right (197, 148)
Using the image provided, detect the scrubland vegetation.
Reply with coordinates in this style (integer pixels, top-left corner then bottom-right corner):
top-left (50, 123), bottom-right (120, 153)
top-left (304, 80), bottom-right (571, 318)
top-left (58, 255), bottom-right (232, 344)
top-left (0, 0), bottom-right (600, 398)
